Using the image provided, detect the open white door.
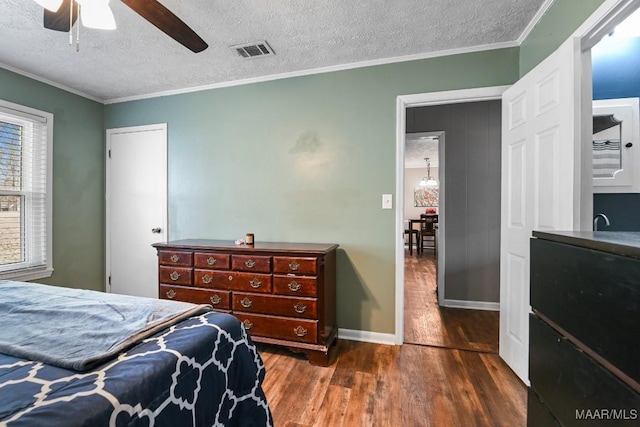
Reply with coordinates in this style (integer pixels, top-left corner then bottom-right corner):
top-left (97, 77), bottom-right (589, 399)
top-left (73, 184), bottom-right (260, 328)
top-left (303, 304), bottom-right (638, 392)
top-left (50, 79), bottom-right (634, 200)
top-left (500, 38), bottom-right (585, 384)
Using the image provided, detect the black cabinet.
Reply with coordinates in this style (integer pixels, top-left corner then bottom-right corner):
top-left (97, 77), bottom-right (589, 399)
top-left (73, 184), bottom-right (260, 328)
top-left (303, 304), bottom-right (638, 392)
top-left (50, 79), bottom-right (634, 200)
top-left (529, 231), bottom-right (640, 426)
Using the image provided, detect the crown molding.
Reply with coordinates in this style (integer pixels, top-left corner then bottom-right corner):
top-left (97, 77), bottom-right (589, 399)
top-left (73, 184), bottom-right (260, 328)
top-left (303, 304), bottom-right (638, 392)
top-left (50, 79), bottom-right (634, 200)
top-left (0, 62), bottom-right (103, 104)
top-left (517, 0), bottom-right (556, 44)
top-left (4, 2), bottom-right (554, 108)
top-left (104, 41), bottom-right (519, 104)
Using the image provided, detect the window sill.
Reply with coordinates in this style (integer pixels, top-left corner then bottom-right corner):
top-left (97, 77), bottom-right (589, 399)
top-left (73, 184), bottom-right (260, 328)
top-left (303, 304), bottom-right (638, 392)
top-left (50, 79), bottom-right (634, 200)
top-left (0, 267), bottom-right (54, 282)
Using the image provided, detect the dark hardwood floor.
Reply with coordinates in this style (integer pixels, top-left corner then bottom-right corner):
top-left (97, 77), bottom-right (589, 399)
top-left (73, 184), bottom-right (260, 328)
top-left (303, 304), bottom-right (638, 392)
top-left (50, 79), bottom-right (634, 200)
top-left (404, 249), bottom-right (499, 353)
top-left (258, 249), bottom-right (526, 426)
top-left (259, 340), bottom-right (525, 426)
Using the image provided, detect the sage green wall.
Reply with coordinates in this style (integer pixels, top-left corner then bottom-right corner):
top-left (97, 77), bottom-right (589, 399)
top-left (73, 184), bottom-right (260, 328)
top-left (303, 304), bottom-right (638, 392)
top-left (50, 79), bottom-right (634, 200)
top-left (105, 48), bottom-right (519, 334)
top-left (0, 68), bottom-right (105, 291)
top-left (519, 0), bottom-right (605, 76)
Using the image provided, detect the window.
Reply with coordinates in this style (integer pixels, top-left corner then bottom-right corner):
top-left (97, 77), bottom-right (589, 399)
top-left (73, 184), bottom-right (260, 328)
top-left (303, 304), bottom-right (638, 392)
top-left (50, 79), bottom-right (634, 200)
top-left (0, 100), bottom-right (53, 280)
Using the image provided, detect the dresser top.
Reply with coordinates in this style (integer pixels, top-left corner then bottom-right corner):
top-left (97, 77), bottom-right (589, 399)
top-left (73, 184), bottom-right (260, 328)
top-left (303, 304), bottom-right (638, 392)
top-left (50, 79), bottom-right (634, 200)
top-left (152, 239), bottom-right (338, 254)
top-left (533, 231), bottom-right (640, 259)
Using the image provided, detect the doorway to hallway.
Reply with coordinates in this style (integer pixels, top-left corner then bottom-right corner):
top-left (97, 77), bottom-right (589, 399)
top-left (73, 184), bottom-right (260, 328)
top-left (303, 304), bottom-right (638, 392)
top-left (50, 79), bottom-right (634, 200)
top-left (400, 97), bottom-right (503, 351)
top-left (403, 252), bottom-right (499, 352)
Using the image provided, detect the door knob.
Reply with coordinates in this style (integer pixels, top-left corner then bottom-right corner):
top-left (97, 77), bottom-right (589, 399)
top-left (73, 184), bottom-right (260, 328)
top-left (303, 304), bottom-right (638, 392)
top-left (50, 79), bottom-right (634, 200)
top-left (151, 227), bottom-right (162, 233)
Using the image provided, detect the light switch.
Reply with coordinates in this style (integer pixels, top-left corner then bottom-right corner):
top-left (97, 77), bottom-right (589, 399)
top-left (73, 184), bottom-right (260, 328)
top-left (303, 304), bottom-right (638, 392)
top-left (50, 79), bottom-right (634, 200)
top-left (382, 194), bottom-right (393, 209)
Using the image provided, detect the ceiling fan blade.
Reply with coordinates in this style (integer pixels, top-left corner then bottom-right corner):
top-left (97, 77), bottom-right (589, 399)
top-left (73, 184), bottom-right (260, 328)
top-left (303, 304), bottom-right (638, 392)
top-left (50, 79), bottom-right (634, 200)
top-left (43, 0), bottom-right (78, 32)
top-left (121, 0), bottom-right (208, 53)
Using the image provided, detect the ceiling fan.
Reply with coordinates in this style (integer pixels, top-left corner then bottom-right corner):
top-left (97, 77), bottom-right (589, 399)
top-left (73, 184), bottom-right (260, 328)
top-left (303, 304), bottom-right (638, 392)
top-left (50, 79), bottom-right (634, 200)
top-left (34, 0), bottom-right (208, 53)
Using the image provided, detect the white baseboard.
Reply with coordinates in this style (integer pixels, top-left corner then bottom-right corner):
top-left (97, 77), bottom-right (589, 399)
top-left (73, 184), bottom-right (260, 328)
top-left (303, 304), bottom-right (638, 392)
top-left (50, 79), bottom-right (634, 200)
top-left (338, 328), bottom-right (396, 345)
top-left (441, 299), bottom-right (500, 311)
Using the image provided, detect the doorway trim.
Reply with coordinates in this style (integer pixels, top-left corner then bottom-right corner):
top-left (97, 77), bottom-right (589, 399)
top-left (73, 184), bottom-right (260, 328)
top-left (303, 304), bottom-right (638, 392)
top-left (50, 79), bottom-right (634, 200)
top-left (573, 0), bottom-right (640, 228)
top-left (395, 86), bottom-right (510, 345)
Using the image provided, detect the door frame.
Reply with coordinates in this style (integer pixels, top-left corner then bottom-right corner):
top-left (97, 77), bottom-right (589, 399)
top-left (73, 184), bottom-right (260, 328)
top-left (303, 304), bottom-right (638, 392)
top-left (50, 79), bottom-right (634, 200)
top-left (105, 123), bottom-right (168, 293)
top-left (395, 86), bottom-right (509, 344)
top-left (575, 0), bottom-right (640, 229)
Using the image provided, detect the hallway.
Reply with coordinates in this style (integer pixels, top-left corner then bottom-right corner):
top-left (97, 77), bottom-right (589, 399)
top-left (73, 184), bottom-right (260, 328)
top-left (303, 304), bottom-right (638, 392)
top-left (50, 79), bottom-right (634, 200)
top-left (404, 250), bottom-right (499, 353)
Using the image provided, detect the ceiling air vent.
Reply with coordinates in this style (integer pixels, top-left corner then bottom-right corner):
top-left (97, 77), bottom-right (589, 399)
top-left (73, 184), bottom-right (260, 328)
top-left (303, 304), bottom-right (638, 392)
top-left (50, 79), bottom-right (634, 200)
top-left (232, 41), bottom-right (275, 59)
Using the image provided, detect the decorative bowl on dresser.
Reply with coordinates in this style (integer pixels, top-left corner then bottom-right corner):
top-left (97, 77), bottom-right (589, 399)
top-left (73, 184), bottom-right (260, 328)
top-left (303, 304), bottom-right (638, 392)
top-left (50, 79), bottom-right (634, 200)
top-left (152, 239), bottom-right (338, 366)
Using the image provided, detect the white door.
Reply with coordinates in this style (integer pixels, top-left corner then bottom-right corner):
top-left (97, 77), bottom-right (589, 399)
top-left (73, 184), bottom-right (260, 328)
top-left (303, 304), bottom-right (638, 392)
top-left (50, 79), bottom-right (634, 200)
top-left (106, 124), bottom-right (167, 298)
top-left (500, 38), bottom-right (585, 384)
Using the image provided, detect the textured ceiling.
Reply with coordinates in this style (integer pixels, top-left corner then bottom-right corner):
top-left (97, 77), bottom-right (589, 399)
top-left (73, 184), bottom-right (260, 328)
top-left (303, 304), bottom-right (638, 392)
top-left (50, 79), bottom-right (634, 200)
top-left (0, 0), bottom-right (546, 102)
top-left (406, 135), bottom-right (439, 168)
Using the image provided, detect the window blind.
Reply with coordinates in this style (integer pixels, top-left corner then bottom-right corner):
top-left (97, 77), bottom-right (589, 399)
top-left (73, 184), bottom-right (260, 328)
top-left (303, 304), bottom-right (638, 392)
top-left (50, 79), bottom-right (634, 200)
top-left (0, 101), bottom-right (52, 278)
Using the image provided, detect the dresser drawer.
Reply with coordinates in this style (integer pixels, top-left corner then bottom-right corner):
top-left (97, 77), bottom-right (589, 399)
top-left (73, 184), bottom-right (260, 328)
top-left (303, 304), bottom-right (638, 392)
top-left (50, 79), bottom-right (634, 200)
top-left (194, 252), bottom-right (230, 270)
top-left (235, 313), bottom-right (318, 344)
top-left (159, 266), bottom-right (192, 285)
top-left (273, 275), bottom-right (318, 297)
top-left (232, 292), bottom-right (317, 319)
top-left (531, 238), bottom-right (640, 383)
top-left (158, 250), bottom-right (193, 267)
top-left (160, 284), bottom-right (230, 309)
top-left (194, 269), bottom-right (231, 289)
top-left (227, 272), bottom-right (272, 293)
top-left (527, 388), bottom-right (561, 427)
top-left (529, 314), bottom-right (640, 426)
top-left (231, 255), bottom-right (271, 273)
top-left (273, 257), bottom-right (317, 275)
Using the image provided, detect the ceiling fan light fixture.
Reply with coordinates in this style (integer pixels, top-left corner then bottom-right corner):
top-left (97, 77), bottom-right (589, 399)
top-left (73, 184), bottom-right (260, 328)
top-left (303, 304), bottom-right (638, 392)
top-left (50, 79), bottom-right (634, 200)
top-left (78, 0), bottom-right (116, 30)
top-left (34, 0), bottom-right (64, 12)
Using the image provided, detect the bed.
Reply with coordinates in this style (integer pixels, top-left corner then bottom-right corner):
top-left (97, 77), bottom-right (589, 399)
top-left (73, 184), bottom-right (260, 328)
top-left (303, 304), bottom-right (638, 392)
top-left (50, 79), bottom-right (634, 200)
top-left (0, 280), bottom-right (272, 427)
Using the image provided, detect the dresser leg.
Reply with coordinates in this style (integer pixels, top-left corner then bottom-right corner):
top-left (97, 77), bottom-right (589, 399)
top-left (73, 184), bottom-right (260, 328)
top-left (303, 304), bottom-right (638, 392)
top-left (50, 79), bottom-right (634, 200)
top-left (306, 338), bottom-right (338, 367)
top-left (283, 346), bottom-right (331, 366)
top-left (307, 350), bottom-right (330, 367)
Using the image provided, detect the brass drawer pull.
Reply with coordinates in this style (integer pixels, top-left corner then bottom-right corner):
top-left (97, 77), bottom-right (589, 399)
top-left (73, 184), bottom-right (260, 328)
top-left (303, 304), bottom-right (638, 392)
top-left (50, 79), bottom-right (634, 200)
top-left (249, 278), bottom-right (262, 288)
top-left (169, 271), bottom-right (181, 281)
top-left (243, 319), bottom-right (253, 330)
top-left (293, 326), bottom-right (307, 337)
top-left (210, 294), bottom-right (221, 305)
top-left (206, 256), bottom-right (217, 265)
top-left (289, 261), bottom-right (300, 271)
top-left (170, 254), bottom-right (180, 263)
top-left (228, 275), bottom-right (233, 281)
top-left (166, 289), bottom-right (177, 299)
top-left (288, 281), bottom-right (301, 292)
top-left (240, 297), bottom-right (253, 308)
top-left (294, 302), bottom-right (307, 313)
top-left (245, 259), bottom-right (256, 268)
top-left (202, 274), bottom-right (212, 284)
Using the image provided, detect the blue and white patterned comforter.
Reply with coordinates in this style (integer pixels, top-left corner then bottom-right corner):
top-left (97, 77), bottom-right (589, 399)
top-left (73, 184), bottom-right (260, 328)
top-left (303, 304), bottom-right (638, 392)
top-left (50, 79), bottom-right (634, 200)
top-left (0, 312), bottom-right (272, 427)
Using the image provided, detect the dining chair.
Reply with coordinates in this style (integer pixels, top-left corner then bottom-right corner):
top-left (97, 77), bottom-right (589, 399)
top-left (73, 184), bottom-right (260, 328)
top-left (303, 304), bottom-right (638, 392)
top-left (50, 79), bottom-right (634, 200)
top-left (419, 214), bottom-right (438, 253)
top-left (404, 227), bottom-right (420, 255)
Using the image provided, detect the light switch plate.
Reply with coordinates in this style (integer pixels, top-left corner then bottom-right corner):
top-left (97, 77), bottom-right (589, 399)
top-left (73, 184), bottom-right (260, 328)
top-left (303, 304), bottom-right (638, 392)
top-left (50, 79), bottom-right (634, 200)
top-left (382, 194), bottom-right (393, 209)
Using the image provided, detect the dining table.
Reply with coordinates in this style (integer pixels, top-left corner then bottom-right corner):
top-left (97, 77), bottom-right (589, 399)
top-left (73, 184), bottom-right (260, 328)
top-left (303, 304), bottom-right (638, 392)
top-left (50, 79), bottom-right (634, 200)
top-left (406, 214), bottom-right (438, 256)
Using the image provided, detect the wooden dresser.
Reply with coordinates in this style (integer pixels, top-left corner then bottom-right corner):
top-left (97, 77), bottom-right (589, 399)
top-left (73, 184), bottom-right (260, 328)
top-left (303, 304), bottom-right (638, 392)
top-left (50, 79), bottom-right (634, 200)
top-left (529, 231), bottom-right (640, 426)
top-left (152, 239), bottom-right (338, 366)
